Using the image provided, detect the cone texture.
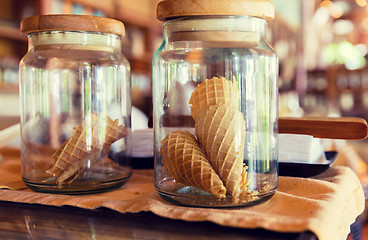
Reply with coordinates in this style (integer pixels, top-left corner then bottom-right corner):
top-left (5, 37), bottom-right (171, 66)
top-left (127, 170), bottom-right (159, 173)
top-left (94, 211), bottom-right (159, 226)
top-left (160, 130), bottom-right (227, 198)
top-left (48, 116), bottom-right (128, 186)
top-left (160, 76), bottom-right (247, 200)
top-left (195, 104), bottom-right (246, 199)
top-left (189, 76), bottom-right (239, 121)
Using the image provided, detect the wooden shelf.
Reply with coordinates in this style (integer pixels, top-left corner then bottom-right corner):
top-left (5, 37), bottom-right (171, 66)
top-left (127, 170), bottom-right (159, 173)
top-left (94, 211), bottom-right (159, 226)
top-left (71, 0), bottom-right (115, 15)
top-left (115, 6), bottom-right (162, 34)
top-left (0, 24), bottom-right (26, 42)
top-left (129, 58), bottom-right (151, 73)
top-left (0, 83), bottom-right (19, 94)
top-left (124, 51), bottom-right (153, 63)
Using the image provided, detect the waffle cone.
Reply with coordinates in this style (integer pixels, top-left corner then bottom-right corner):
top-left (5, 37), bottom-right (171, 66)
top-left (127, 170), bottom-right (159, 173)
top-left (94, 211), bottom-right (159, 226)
top-left (160, 130), bottom-right (226, 198)
top-left (195, 104), bottom-right (246, 199)
top-left (104, 117), bottom-right (129, 146)
top-left (189, 76), bottom-right (239, 121)
top-left (48, 116), bottom-right (128, 187)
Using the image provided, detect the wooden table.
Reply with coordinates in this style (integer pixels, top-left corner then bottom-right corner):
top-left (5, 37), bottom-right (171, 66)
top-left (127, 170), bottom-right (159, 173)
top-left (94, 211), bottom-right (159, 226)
top-left (0, 116), bottom-right (361, 239)
top-left (0, 201), bottom-right (319, 240)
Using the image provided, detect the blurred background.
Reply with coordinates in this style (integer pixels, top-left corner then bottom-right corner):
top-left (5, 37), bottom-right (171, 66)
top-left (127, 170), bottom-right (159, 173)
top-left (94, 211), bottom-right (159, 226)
top-left (275, 0), bottom-right (368, 120)
top-left (1, 0), bottom-right (368, 170)
top-left (2, 0), bottom-right (368, 122)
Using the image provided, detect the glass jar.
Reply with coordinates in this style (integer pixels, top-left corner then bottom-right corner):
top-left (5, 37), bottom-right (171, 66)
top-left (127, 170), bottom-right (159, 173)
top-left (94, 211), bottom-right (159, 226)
top-left (19, 15), bottom-right (132, 194)
top-left (153, 0), bottom-right (279, 207)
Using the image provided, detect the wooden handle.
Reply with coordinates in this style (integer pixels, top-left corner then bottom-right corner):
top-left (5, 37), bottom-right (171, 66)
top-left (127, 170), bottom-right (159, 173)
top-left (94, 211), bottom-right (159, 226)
top-left (279, 117), bottom-right (368, 140)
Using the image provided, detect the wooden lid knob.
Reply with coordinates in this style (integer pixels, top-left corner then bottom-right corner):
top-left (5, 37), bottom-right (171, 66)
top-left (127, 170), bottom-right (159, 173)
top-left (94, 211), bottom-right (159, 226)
top-left (20, 14), bottom-right (125, 37)
top-left (157, 0), bottom-right (275, 21)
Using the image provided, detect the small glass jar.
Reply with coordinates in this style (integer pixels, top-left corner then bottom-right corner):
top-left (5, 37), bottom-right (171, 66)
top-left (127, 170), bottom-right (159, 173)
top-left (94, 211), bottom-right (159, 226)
top-left (153, 0), bottom-right (279, 207)
top-left (19, 15), bottom-right (132, 194)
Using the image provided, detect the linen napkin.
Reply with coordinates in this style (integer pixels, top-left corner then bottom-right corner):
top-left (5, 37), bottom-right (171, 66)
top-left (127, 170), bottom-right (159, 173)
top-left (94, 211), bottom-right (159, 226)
top-left (0, 147), bottom-right (364, 240)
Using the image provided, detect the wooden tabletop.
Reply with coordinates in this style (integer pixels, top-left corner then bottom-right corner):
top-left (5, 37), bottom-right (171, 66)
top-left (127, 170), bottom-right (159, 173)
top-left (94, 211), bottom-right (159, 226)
top-left (0, 201), bottom-right (318, 240)
top-left (0, 115), bottom-right (361, 239)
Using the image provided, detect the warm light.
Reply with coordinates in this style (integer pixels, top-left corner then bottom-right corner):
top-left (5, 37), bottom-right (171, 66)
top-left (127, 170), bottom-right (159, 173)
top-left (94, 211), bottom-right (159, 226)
top-left (320, 0), bottom-right (333, 7)
top-left (360, 17), bottom-right (368, 32)
top-left (329, 4), bottom-right (344, 18)
top-left (319, 1), bottom-right (345, 19)
top-left (333, 20), bottom-right (354, 35)
top-left (356, 0), bottom-right (367, 7)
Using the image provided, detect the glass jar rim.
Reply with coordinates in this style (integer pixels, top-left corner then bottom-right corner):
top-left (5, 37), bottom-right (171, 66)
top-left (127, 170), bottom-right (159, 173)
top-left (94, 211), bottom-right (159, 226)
top-left (163, 15), bottom-right (267, 29)
top-left (163, 16), bottom-right (267, 47)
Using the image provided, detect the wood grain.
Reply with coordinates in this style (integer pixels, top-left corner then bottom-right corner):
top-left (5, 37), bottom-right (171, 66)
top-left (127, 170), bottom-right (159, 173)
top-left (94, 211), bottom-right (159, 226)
top-left (156, 0), bottom-right (275, 21)
top-left (20, 14), bottom-right (125, 37)
top-left (279, 117), bottom-right (368, 140)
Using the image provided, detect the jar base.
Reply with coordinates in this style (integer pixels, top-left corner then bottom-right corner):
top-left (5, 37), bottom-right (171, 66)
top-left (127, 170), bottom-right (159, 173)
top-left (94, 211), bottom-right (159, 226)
top-left (155, 187), bottom-right (276, 208)
top-left (23, 174), bottom-right (131, 195)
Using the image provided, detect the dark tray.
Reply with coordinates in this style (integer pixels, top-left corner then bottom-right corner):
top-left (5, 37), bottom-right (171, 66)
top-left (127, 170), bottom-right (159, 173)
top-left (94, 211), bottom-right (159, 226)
top-left (132, 152), bottom-right (338, 178)
top-left (279, 151), bottom-right (338, 178)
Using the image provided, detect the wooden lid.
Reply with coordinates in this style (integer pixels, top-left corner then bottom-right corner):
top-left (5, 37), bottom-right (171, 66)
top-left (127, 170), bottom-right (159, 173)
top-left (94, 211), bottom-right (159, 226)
top-left (20, 14), bottom-right (125, 37)
top-left (157, 0), bottom-right (275, 21)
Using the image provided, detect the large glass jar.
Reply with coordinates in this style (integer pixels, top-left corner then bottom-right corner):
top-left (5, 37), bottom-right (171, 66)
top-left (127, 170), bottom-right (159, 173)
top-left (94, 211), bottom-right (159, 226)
top-left (153, 0), bottom-right (279, 207)
top-left (19, 15), bottom-right (132, 194)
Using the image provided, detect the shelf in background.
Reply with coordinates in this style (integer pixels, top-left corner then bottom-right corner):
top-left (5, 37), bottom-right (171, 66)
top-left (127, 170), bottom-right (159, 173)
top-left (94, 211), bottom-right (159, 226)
top-left (0, 84), bottom-right (19, 94)
top-left (0, 24), bottom-right (25, 42)
top-left (115, 6), bottom-right (161, 34)
top-left (0, 0), bottom-right (160, 119)
top-left (64, 0), bottom-right (114, 15)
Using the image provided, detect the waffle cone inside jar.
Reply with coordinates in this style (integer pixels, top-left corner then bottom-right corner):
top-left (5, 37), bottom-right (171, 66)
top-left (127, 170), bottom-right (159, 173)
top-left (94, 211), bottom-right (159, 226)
top-left (48, 116), bottom-right (128, 187)
top-left (160, 77), bottom-right (249, 201)
top-left (160, 130), bottom-right (227, 198)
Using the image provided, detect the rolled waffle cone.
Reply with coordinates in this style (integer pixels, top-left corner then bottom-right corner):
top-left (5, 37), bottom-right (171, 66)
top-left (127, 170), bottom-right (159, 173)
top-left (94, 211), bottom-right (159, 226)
top-left (160, 130), bottom-right (226, 199)
top-left (189, 76), bottom-right (239, 121)
top-left (48, 116), bottom-right (128, 187)
top-left (195, 104), bottom-right (246, 199)
top-left (104, 117), bottom-right (129, 146)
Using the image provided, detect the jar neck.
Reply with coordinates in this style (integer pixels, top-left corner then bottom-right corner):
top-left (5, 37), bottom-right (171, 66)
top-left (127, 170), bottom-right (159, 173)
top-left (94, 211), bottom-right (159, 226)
top-left (162, 16), bottom-right (268, 48)
top-left (27, 31), bottom-right (122, 53)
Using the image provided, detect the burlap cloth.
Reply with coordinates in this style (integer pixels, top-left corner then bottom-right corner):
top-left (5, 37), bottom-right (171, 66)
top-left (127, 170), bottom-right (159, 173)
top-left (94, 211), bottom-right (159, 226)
top-left (0, 147), bottom-right (364, 240)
